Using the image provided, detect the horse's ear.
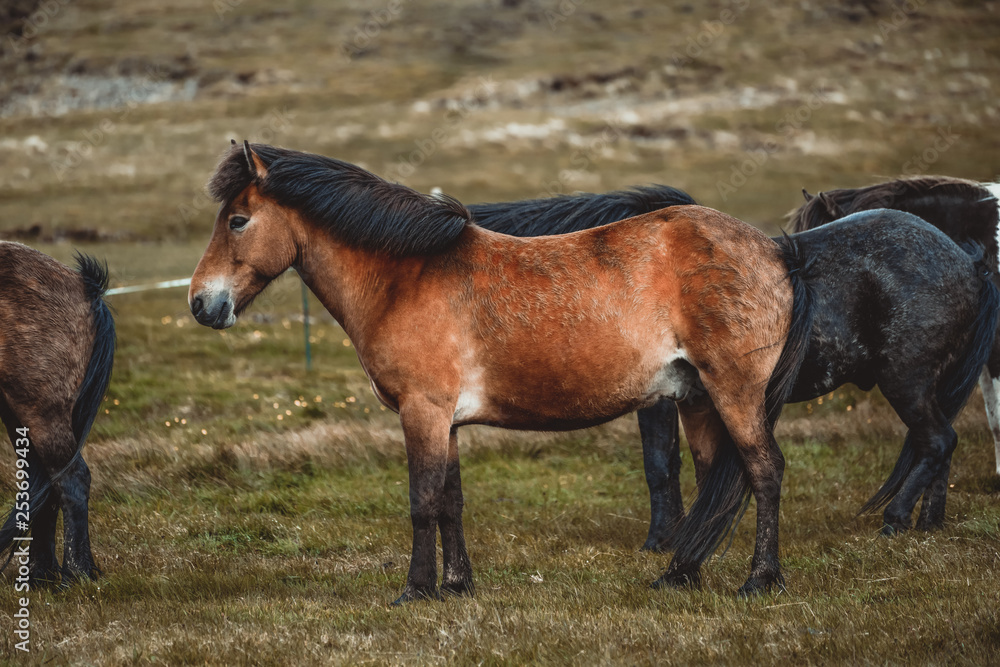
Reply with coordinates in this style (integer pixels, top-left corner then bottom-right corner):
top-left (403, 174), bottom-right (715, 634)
top-left (802, 188), bottom-right (814, 202)
top-left (243, 140), bottom-right (268, 180)
top-left (818, 191), bottom-right (840, 218)
top-left (231, 138), bottom-right (237, 146)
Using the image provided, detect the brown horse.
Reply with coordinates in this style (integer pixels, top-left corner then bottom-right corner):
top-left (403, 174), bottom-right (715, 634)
top-left (0, 243), bottom-right (115, 587)
top-left (189, 141), bottom-right (814, 601)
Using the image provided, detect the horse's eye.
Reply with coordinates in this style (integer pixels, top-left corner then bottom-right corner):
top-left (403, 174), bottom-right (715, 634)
top-left (229, 215), bottom-right (250, 230)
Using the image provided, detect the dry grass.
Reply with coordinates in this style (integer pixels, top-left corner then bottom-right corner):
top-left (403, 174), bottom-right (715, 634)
top-left (1, 397), bottom-right (999, 665)
top-left (1, 0), bottom-right (1000, 664)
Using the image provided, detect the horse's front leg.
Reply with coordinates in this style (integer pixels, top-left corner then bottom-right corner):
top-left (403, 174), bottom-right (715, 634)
top-left (393, 398), bottom-right (454, 605)
top-left (440, 427), bottom-right (473, 596)
top-left (637, 400), bottom-right (685, 552)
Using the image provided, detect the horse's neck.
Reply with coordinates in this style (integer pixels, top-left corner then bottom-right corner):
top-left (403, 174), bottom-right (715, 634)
top-left (294, 228), bottom-right (433, 345)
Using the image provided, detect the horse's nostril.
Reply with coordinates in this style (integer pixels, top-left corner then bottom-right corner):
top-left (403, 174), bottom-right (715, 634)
top-left (191, 296), bottom-right (204, 317)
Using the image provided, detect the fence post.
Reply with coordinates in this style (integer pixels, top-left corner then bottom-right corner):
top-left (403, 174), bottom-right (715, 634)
top-left (301, 280), bottom-right (313, 372)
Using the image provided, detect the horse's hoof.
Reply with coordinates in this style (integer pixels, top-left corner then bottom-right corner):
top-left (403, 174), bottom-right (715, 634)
top-left (879, 523), bottom-right (907, 537)
top-left (441, 579), bottom-right (475, 598)
top-left (28, 569), bottom-right (61, 590)
top-left (736, 582), bottom-right (764, 598)
top-left (737, 572), bottom-right (784, 598)
top-left (914, 516), bottom-right (944, 532)
top-left (390, 586), bottom-right (442, 606)
top-left (59, 564), bottom-right (100, 589)
top-left (651, 567), bottom-right (700, 590)
top-left (640, 536), bottom-right (673, 554)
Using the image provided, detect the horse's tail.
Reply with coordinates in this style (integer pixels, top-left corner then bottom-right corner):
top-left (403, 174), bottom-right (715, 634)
top-left (861, 246), bottom-right (1000, 514)
top-left (0, 254), bottom-right (115, 570)
top-left (765, 233), bottom-right (817, 425)
top-left (668, 236), bottom-right (816, 563)
top-left (71, 253), bottom-right (116, 450)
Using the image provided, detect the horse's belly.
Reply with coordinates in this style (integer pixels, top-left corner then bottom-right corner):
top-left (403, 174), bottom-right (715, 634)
top-left (453, 348), bottom-right (698, 429)
top-left (787, 336), bottom-right (872, 403)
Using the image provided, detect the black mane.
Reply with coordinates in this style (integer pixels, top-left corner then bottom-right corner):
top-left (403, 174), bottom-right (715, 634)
top-left (208, 143), bottom-right (471, 255)
top-left (788, 176), bottom-right (995, 234)
top-left (468, 185), bottom-right (696, 236)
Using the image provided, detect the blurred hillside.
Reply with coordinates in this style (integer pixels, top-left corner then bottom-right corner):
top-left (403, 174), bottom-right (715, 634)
top-left (0, 0), bottom-right (997, 245)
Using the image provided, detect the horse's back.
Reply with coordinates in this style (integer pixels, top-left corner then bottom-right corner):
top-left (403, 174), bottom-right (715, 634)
top-left (794, 209), bottom-right (978, 283)
top-left (464, 204), bottom-right (788, 345)
top-left (787, 210), bottom-right (984, 400)
top-left (468, 185), bottom-right (697, 237)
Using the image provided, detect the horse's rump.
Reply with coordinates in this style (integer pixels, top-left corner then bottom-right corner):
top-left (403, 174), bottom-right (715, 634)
top-left (0, 243), bottom-right (115, 573)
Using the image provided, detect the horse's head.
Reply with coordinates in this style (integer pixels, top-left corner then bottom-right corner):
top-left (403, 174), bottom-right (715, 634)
top-left (189, 141), bottom-right (302, 329)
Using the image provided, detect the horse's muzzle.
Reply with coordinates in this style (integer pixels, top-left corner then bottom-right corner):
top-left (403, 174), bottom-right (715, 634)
top-left (190, 291), bottom-right (236, 329)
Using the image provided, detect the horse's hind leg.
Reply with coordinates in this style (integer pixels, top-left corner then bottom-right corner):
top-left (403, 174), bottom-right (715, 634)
top-left (915, 452), bottom-right (952, 531)
top-left (654, 391), bottom-right (783, 594)
top-left (879, 392), bottom-right (956, 535)
top-left (53, 455), bottom-right (99, 583)
top-left (881, 423), bottom-right (955, 535)
top-left (8, 408), bottom-right (98, 584)
top-left (27, 496), bottom-right (60, 586)
top-left (652, 393), bottom-right (726, 588)
top-left (1, 405), bottom-right (61, 585)
top-left (659, 394), bottom-right (785, 595)
top-left (637, 400), bottom-right (685, 552)
top-left (727, 421), bottom-right (785, 596)
top-left (440, 427), bottom-right (473, 597)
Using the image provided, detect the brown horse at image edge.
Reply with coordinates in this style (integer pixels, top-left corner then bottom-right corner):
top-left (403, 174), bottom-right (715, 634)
top-left (0, 244), bottom-right (115, 587)
top-left (188, 141), bottom-right (814, 602)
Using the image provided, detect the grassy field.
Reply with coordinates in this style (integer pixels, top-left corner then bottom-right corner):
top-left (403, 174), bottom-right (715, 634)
top-left (2, 0), bottom-right (1000, 664)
